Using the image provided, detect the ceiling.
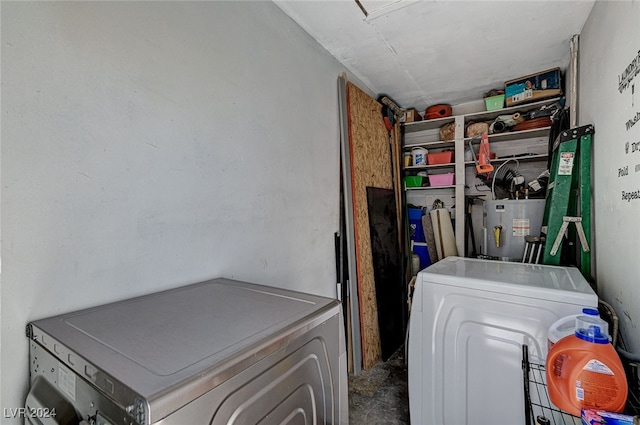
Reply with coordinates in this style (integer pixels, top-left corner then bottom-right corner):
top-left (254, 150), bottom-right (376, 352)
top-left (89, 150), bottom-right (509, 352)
top-left (274, 0), bottom-right (595, 110)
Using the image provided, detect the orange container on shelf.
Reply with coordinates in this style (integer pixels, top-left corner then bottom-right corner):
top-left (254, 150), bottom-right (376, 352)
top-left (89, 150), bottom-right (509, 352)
top-left (546, 326), bottom-right (628, 417)
top-left (427, 150), bottom-right (454, 165)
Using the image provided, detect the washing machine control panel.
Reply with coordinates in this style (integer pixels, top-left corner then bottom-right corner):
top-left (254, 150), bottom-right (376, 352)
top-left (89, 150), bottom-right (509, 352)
top-left (26, 328), bottom-right (146, 425)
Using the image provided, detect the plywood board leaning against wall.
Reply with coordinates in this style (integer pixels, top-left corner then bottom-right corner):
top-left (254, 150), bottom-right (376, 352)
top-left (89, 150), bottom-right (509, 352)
top-left (346, 82), bottom-right (394, 369)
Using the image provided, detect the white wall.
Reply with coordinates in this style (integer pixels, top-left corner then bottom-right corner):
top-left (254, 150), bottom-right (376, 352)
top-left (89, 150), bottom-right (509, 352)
top-left (579, 1), bottom-right (640, 352)
top-left (0, 1), bottom-right (367, 414)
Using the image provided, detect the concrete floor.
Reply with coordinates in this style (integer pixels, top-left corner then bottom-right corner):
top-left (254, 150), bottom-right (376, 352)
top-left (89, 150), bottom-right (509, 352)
top-left (348, 347), bottom-right (409, 425)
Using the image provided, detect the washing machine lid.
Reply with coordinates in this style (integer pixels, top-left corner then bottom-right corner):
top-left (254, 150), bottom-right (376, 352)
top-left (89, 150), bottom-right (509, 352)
top-left (418, 256), bottom-right (596, 303)
top-left (28, 278), bottom-right (339, 423)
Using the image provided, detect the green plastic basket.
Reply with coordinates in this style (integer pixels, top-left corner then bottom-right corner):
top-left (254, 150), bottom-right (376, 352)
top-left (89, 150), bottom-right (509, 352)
top-left (404, 176), bottom-right (425, 188)
top-left (484, 94), bottom-right (505, 111)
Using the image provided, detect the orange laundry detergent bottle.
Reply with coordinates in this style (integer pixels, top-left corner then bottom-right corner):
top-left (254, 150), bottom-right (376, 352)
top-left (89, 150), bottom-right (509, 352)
top-left (546, 322), bottom-right (628, 417)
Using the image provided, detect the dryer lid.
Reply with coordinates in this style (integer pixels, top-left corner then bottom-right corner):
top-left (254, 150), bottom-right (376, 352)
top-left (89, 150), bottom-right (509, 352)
top-left (418, 256), bottom-right (596, 303)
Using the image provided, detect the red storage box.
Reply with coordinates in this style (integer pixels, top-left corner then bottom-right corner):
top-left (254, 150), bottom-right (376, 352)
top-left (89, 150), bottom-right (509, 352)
top-left (428, 172), bottom-right (455, 186)
top-left (427, 150), bottom-right (454, 165)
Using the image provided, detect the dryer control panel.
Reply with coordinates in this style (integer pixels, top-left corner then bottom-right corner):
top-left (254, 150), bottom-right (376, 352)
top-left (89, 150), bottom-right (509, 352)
top-left (27, 338), bottom-right (141, 425)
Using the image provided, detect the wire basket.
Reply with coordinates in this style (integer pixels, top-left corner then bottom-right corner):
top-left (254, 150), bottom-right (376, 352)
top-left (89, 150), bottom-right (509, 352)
top-left (523, 345), bottom-right (581, 425)
top-left (523, 342), bottom-right (640, 425)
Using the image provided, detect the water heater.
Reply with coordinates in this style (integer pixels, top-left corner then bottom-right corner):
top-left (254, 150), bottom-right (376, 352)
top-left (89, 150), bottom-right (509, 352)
top-left (483, 199), bottom-right (545, 261)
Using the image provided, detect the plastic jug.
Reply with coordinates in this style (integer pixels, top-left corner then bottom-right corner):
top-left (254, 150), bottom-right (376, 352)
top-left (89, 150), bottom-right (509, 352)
top-left (548, 308), bottom-right (600, 351)
top-left (546, 325), bottom-right (628, 416)
top-left (411, 147), bottom-right (428, 166)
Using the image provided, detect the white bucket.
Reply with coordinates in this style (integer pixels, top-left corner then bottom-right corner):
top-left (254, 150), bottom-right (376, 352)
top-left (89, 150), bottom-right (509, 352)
top-left (411, 147), bottom-right (428, 166)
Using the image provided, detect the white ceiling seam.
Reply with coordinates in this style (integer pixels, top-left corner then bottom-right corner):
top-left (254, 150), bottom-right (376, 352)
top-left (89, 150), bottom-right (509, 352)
top-left (362, 0), bottom-right (422, 21)
top-left (365, 20), bottom-right (431, 106)
top-left (367, 20), bottom-right (399, 56)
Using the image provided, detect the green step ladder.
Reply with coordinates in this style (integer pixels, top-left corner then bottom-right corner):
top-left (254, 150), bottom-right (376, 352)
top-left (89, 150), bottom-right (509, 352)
top-left (541, 125), bottom-right (594, 280)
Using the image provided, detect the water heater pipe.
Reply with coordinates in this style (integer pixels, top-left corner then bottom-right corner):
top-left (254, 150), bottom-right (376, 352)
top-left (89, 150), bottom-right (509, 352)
top-left (569, 35), bottom-right (579, 128)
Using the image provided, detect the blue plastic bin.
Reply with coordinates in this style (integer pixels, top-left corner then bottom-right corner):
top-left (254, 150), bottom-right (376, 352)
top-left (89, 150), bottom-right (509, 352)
top-left (408, 208), bottom-right (426, 243)
top-left (413, 242), bottom-right (432, 270)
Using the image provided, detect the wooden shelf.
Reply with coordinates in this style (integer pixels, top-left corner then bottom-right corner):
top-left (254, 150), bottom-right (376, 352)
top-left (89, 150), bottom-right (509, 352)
top-left (403, 116), bottom-right (455, 133)
top-left (405, 162), bottom-right (454, 171)
top-left (463, 97), bottom-right (561, 123)
top-left (404, 139), bottom-right (455, 150)
top-left (464, 153), bottom-right (548, 166)
top-left (464, 127), bottom-right (551, 145)
top-left (406, 127), bottom-right (550, 152)
top-left (405, 185), bottom-right (456, 191)
top-left (403, 97), bottom-right (560, 134)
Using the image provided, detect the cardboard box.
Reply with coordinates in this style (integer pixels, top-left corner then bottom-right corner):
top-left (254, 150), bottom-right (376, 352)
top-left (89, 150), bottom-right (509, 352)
top-left (504, 68), bottom-right (562, 107)
top-left (404, 108), bottom-right (422, 123)
top-left (581, 408), bottom-right (639, 425)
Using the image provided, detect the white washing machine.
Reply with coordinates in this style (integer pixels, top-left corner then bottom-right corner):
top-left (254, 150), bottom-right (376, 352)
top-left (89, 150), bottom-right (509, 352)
top-left (408, 256), bottom-right (597, 425)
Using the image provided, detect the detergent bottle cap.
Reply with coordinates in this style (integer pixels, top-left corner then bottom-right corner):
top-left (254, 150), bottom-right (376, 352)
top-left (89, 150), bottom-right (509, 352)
top-left (575, 310), bottom-right (608, 340)
top-left (575, 325), bottom-right (609, 344)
